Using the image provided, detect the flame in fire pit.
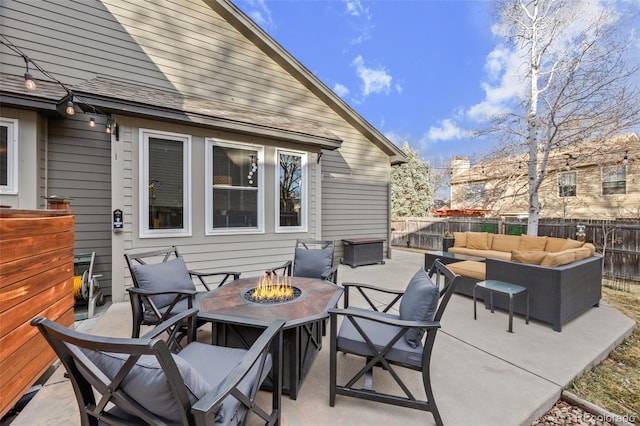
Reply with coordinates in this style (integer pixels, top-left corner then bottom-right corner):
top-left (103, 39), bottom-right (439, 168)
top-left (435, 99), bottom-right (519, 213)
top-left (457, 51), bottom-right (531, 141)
top-left (251, 274), bottom-right (295, 301)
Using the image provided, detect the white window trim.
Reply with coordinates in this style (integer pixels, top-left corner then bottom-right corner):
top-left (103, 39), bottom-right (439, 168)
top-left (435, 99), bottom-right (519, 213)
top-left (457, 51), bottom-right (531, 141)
top-left (205, 138), bottom-right (264, 235)
top-left (275, 149), bottom-right (308, 233)
top-left (0, 118), bottom-right (19, 194)
top-left (139, 129), bottom-right (192, 238)
top-left (601, 165), bottom-right (627, 196)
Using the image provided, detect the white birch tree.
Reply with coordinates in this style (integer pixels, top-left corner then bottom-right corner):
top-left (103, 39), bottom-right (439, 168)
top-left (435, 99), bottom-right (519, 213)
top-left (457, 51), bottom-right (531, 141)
top-left (391, 142), bottom-right (434, 218)
top-left (488, 0), bottom-right (640, 235)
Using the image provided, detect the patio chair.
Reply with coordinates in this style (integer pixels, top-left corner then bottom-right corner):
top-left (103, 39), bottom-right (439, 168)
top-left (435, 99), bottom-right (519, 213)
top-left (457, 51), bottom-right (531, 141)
top-left (265, 239), bottom-right (338, 283)
top-left (125, 246), bottom-right (240, 338)
top-left (329, 259), bottom-right (459, 426)
top-left (32, 308), bottom-right (284, 426)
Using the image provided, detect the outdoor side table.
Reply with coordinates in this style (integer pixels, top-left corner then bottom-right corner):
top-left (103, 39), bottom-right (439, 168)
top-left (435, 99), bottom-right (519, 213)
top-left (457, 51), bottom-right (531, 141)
top-left (473, 280), bottom-right (529, 333)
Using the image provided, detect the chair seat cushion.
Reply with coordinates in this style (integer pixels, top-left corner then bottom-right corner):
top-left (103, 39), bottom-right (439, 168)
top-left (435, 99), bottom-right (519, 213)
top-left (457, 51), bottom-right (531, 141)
top-left (337, 308), bottom-right (424, 369)
top-left (179, 342), bottom-right (272, 426)
top-left (80, 349), bottom-right (212, 423)
top-left (398, 268), bottom-right (439, 348)
top-left (130, 257), bottom-right (196, 308)
top-left (292, 247), bottom-right (333, 278)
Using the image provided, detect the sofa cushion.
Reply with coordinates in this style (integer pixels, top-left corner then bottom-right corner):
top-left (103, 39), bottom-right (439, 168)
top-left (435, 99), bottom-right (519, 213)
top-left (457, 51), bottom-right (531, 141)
top-left (560, 239), bottom-right (584, 250)
top-left (572, 247), bottom-right (592, 261)
top-left (540, 250), bottom-right (576, 267)
top-left (583, 242), bottom-right (596, 256)
top-left (519, 235), bottom-right (548, 251)
top-left (447, 260), bottom-right (486, 280)
top-left (453, 232), bottom-right (467, 248)
top-left (399, 268), bottom-right (439, 348)
top-left (491, 234), bottom-right (521, 252)
top-left (544, 237), bottom-right (568, 252)
top-left (467, 232), bottom-right (489, 250)
top-left (511, 250), bottom-right (547, 265)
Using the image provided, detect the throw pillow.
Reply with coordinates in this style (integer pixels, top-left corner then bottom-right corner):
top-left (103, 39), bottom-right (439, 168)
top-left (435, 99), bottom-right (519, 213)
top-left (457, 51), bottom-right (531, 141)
top-left (560, 238), bottom-right (584, 251)
top-left (130, 257), bottom-right (196, 309)
top-left (511, 250), bottom-right (547, 265)
top-left (453, 232), bottom-right (467, 248)
top-left (519, 235), bottom-right (548, 251)
top-left (491, 234), bottom-right (521, 252)
top-left (466, 232), bottom-right (489, 250)
top-left (399, 268), bottom-right (440, 348)
top-left (540, 251), bottom-right (576, 267)
top-left (80, 349), bottom-right (215, 423)
top-left (544, 237), bottom-right (568, 253)
top-left (292, 247), bottom-right (333, 278)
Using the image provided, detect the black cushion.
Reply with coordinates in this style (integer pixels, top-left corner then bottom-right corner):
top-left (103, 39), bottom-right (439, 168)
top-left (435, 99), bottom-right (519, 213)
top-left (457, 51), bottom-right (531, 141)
top-left (292, 247), bottom-right (333, 278)
top-left (399, 268), bottom-right (439, 348)
top-left (130, 257), bottom-right (195, 308)
top-left (336, 308), bottom-right (424, 368)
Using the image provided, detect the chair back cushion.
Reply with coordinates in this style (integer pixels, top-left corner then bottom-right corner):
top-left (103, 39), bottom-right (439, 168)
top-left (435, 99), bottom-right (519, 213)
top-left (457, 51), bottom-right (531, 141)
top-left (292, 247), bottom-right (333, 278)
top-left (130, 257), bottom-right (195, 308)
top-left (80, 349), bottom-right (213, 423)
top-left (399, 268), bottom-right (439, 348)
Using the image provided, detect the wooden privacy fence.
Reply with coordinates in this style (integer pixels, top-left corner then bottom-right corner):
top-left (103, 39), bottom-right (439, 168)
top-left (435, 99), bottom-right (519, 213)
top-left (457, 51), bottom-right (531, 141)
top-left (391, 217), bottom-right (640, 282)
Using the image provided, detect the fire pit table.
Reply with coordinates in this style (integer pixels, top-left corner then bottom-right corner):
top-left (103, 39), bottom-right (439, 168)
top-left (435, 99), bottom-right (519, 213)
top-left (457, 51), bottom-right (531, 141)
top-left (198, 276), bottom-right (343, 400)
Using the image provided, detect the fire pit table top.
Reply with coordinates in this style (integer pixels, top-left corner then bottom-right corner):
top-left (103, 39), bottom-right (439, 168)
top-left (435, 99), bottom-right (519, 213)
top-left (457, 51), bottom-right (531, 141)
top-left (198, 276), bottom-right (343, 329)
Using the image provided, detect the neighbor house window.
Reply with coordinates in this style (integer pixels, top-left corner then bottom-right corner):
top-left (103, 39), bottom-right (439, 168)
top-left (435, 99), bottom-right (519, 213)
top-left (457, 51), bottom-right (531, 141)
top-left (140, 130), bottom-right (191, 237)
top-left (206, 139), bottom-right (263, 234)
top-left (602, 166), bottom-right (626, 195)
top-left (558, 172), bottom-right (576, 197)
top-left (464, 183), bottom-right (484, 203)
top-left (0, 118), bottom-right (18, 194)
top-left (276, 150), bottom-right (307, 232)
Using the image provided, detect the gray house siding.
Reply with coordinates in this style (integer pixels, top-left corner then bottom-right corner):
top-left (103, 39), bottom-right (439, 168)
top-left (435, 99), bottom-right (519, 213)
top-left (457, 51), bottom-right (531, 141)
top-left (46, 114), bottom-right (113, 296)
top-left (1, 0), bottom-right (404, 301)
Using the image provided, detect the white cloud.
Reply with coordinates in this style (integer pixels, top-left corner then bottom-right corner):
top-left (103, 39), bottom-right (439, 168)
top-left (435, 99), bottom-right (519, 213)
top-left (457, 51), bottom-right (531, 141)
top-left (243, 0), bottom-right (274, 30)
top-left (343, 0), bottom-right (369, 18)
top-left (427, 119), bottom-right (466, 141)
top-left (333, 83), bottom-right (350, 97)
top-left (352, 55), bottom-right (393, 97)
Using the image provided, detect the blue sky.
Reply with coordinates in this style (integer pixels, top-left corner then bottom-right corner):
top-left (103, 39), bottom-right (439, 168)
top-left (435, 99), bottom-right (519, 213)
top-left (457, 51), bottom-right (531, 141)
top-left (234, 0), bottom-right (640, 171)
top-left (234, 0), bottom-right (500, 170)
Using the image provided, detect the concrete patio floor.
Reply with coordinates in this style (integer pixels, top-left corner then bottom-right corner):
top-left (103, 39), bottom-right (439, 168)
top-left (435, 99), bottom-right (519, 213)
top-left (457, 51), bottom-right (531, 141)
top-left (11, 249), bottom-right (635, 426)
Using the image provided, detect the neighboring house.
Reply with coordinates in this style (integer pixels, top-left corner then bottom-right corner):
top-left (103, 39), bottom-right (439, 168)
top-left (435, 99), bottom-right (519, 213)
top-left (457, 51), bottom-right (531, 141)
top-left (450, 133), bottom-right (639, 219)
top-left (0, 0), bottom-right (406, 301)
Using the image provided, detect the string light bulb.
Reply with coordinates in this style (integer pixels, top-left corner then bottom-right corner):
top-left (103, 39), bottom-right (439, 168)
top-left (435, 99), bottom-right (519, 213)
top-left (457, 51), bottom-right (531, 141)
top-left (623, 150), bottom-right (629, 165)
top-left (65, 100), bottom-right (75, 116)
top-left (105, 119), bottom-right (112, 134)
top-left (23, 57), bottom-right (37, 90)
top-left (89, 117), bottom-right (96, 127)
top-left (565, 159), bottom-right (570, 171)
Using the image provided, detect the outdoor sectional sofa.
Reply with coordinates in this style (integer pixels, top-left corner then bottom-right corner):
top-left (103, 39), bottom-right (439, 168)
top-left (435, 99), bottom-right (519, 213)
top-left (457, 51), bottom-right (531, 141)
top-left (437, 232), bottom-right (603, 332)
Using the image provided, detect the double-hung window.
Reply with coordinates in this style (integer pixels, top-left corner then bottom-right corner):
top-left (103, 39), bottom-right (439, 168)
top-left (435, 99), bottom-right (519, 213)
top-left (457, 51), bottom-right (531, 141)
top-left (558, 172), bottom-right (576, 197)
top-left (0, 118), bottom-right (18, 194)
top-left (464, 183), bottom-right (484, 203)
top-left (206, 139), bottom-right (263, 234)
top-left (139, 130), bottom-right (191, 237)
top-left (276, 150), bottom-right (307, 232)
top-left (602, 166), bottom-right (626, 195)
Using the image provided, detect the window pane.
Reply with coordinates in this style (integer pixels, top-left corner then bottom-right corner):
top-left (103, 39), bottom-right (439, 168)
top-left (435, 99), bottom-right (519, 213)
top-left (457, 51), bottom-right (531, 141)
top-left (602, 166), bottom-right (626, 195)
top-left (0, 126), bottom-right (7, 186)
top-left (212, 144), bottom-right (259, 229)
top-left (148, 137), bottom-right (183, 229)
top-left (558, 172), bottom-right (576, 197)
top-left (279, 153), bottom-right (302, 227)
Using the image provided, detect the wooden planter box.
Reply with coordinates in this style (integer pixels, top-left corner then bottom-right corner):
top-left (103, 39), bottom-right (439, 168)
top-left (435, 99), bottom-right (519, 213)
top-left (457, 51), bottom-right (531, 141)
top-left (0, 209), bottom-right (75, 418)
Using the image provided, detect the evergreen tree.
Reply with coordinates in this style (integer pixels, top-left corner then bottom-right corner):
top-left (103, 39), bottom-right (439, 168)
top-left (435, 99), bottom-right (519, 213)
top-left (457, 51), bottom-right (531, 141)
top-left (391, 142), bottom-right (434, 218)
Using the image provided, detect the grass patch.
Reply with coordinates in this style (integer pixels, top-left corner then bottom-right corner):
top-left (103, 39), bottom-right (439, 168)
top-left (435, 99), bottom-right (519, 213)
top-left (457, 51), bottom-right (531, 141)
top-left (570, 280), bottom-right (640, 420)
